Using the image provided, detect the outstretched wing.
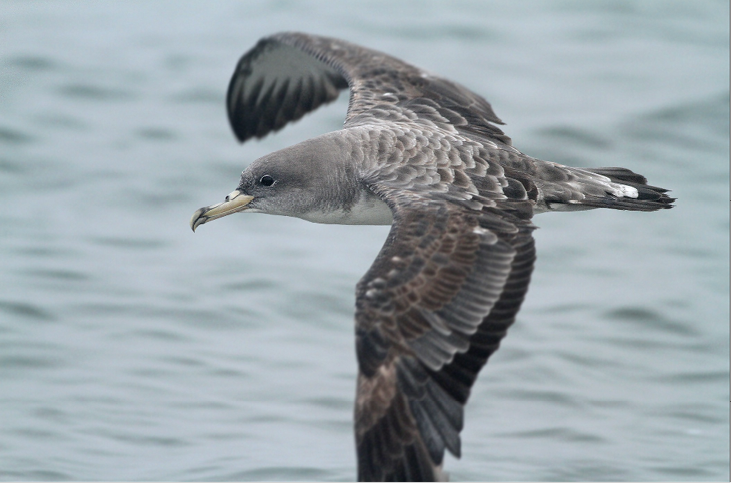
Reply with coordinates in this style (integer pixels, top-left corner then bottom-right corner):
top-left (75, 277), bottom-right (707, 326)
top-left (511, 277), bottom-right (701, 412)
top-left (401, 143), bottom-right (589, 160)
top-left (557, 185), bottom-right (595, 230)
top-left (226, 32), bottom-right (510, 144)
top-left (354, 185), bottom-right (535, 481)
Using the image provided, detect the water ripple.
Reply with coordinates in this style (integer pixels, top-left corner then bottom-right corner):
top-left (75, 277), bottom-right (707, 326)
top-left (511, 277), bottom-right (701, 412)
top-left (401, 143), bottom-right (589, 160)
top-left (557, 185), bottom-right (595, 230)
top-left (604, 306), bottom-right (697, 336)
top-left (0, 300), bottom-right (56, 322)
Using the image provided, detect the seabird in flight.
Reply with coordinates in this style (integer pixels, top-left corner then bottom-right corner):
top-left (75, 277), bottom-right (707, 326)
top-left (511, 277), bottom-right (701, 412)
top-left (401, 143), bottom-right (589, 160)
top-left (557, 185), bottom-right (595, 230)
top-left (189, 32), bottom-right (674, 481)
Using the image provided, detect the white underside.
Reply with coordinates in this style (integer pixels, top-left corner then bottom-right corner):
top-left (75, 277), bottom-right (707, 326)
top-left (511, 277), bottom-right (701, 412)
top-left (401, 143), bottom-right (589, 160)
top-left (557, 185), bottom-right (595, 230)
top-left (299, 192), bottom-right (394, 225)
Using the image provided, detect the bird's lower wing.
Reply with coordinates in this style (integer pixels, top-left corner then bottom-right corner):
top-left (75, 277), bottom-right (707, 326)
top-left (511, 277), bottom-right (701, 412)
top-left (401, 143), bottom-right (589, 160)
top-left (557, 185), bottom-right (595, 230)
top-left (354, 186), bottom-right (535, 481)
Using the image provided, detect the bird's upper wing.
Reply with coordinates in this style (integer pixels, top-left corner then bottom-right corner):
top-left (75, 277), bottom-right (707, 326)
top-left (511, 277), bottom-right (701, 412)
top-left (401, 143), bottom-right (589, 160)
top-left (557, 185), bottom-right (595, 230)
top-left (226, 32), bottom-right (510, 144)
top-left (354, 182), bottom-right (535, 481)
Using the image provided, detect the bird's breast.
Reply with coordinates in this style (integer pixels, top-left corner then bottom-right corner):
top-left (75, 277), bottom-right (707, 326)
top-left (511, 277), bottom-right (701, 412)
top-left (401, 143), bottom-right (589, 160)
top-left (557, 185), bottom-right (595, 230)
top-left (299, 190), bottom-right (393, 226)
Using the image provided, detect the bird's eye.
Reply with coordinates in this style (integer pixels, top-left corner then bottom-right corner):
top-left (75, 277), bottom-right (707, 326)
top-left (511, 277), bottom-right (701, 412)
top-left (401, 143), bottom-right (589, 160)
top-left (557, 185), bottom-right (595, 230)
top-left (259, 175), bottom-right (275, 187)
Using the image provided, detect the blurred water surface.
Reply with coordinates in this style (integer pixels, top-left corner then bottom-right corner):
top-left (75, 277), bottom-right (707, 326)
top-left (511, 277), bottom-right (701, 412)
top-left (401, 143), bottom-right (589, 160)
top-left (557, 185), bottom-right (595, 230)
top-left (0, 1), bottom-right (729, 481)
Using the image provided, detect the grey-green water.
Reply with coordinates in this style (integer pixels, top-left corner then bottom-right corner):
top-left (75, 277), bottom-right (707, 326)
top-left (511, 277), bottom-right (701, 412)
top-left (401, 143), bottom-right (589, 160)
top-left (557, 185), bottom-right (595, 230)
top-left (1, 1), bottom-right (729, 481)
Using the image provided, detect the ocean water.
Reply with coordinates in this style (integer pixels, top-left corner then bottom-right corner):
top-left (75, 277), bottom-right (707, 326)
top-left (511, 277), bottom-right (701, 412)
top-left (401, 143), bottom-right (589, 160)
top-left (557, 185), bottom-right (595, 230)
top-left (0, 1), bottom-right (728, 481)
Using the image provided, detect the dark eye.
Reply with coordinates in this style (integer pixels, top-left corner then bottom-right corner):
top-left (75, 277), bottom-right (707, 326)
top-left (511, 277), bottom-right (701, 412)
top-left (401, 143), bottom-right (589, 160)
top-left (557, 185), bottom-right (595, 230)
top-left (259, 175), bottom-right (275, 187)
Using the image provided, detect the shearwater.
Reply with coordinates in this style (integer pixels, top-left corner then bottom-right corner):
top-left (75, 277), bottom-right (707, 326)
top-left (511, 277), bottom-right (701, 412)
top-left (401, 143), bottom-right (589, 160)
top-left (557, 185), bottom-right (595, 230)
top-left (189, 32), bottom-right (674, 482)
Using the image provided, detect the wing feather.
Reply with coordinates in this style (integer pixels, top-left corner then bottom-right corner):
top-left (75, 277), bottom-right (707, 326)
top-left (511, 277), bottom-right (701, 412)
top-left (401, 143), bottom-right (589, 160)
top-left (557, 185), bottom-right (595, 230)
top-left (354, 186), bottom-right (535, 481)
top-left (226, 32), bottom-right (510, 144)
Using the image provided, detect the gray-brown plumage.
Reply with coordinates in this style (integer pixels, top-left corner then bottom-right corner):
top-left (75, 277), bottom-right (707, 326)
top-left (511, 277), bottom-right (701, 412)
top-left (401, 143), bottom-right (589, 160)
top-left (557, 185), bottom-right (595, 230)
top-left (190, 32), bottom-right (674, 482)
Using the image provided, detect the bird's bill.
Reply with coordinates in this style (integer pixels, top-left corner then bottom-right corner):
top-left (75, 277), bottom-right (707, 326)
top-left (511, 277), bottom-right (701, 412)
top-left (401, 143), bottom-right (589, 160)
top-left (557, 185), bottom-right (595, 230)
top-left (190, 190), bottom-right (254, 232)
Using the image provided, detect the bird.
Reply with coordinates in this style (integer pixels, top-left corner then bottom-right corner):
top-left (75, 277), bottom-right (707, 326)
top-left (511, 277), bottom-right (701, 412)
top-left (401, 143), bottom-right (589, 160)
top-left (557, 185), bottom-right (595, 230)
top-left (189, 32), bottom-right (674, 482)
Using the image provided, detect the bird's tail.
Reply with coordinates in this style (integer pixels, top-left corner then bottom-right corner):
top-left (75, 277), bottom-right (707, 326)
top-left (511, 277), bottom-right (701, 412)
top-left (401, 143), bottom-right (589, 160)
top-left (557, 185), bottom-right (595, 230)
top-left (575, 167), bottom-right (675, 211)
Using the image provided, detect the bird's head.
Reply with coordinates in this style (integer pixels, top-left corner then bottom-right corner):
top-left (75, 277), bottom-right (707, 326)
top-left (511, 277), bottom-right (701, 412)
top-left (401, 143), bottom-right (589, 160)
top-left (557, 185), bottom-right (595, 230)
top-left (190, 132), bottom-right (358, 231)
